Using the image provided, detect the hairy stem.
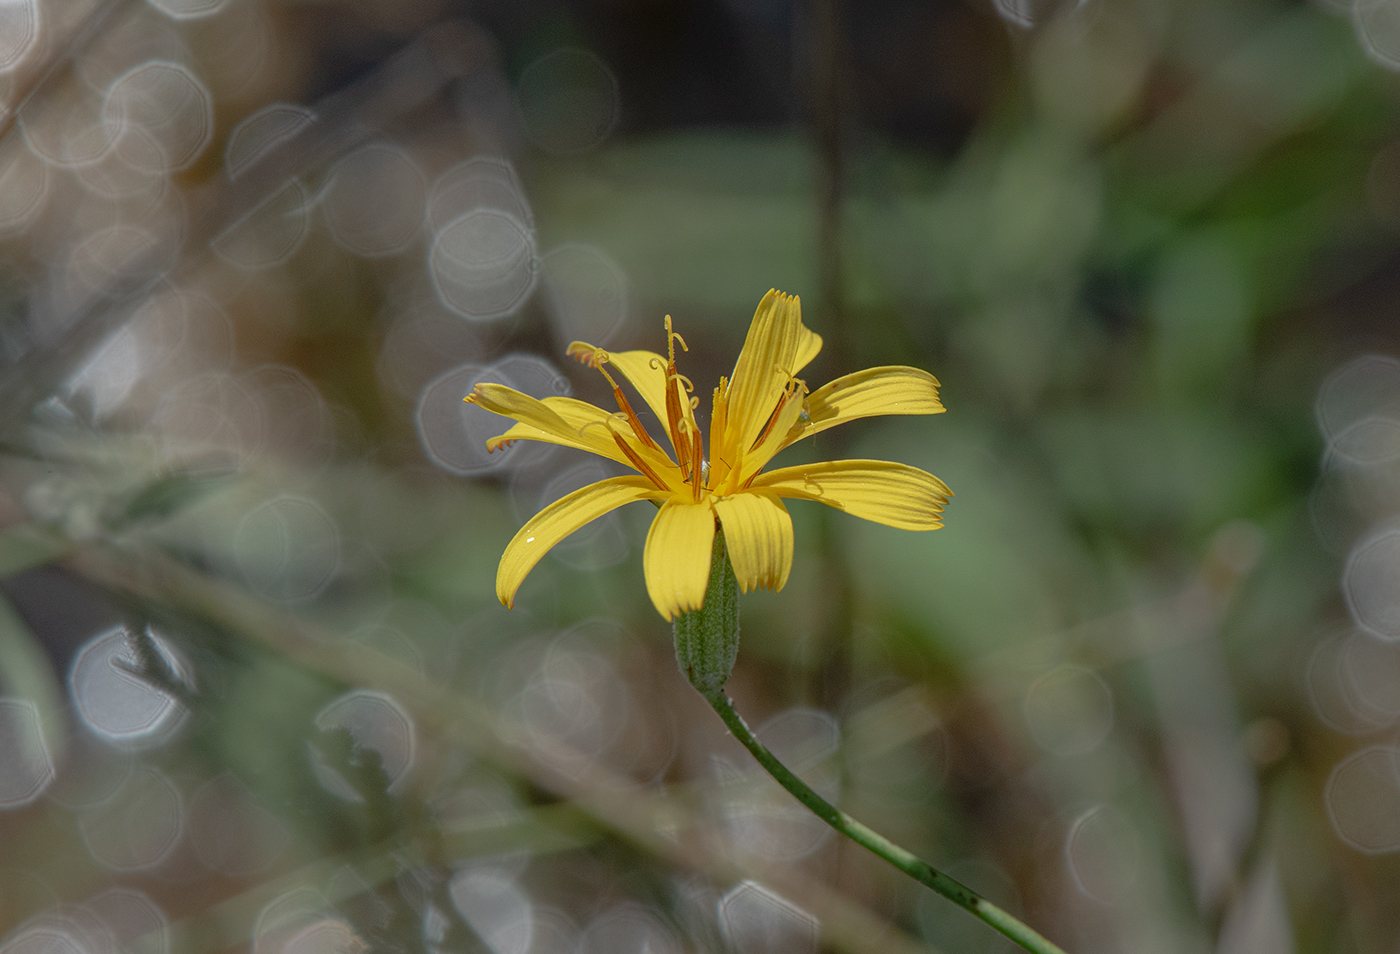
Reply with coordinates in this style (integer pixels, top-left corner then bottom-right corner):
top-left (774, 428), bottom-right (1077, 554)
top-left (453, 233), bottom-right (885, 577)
top-left (675, 538), bottom-right (1070, 954)
top-left (702, 688), bottom-right (1070, 954)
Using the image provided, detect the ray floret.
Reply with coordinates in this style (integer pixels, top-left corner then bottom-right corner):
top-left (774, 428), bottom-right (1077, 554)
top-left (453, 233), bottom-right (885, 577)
top-left (465, 288), bottom-right (950, 620)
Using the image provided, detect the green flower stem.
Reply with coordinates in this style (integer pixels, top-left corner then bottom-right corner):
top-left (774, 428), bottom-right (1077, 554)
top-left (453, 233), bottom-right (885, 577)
top-left (701, 689), bottom-right (1069, 954)
top-left (674, 538), bottom-right (1071, 954)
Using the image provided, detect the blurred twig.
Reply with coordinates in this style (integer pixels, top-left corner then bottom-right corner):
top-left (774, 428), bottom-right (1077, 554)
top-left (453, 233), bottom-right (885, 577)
top-left (0, 0), bottom-right (131, 142)
top-left (65, 538), bottom-right (943, 954)
top-left (0, 18), bottom-right (489, 440)
top-left (191, 801), bottom-right (601, 951)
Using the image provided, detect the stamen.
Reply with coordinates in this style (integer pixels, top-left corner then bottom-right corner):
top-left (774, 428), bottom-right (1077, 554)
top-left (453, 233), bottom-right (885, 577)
top-left (664, 314), bottom-right (689, 366)
top-left (752, 381), bottom-right (796, 451)
top-left (710, 379), bottom-right (728, 442)
top-left (594, 354), bottom-right (622, 391)
top-left (578, 418), bottom-right (618, 440)
top-left (666, 374), bottom-right (690, 471)
top-left (658, 314), bottom-right (700, 475)
top-left (689, 428), bottom-right (704, 501)
top-left (571, 346), bottom-right (663, 452)
top-left (709, 377), bottom-right (733, 491)
top-left (608, 423), bottom-right (670, 490)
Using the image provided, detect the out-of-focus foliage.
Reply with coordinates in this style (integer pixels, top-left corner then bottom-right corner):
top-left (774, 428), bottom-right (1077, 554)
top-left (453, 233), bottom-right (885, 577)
top-left (1, 0), bottom-right (1400, 952)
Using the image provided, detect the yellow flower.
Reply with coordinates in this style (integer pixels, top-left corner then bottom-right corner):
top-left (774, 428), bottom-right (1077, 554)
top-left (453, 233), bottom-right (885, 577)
top-left (464, 289), bottom-right (950, 620)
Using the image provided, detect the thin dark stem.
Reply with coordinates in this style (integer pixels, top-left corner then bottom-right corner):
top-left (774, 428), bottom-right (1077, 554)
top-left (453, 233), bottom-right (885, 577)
top-left (702, 688), bottom-right (1072, 954)
top-left (807, 0), bottom-right (856, 710)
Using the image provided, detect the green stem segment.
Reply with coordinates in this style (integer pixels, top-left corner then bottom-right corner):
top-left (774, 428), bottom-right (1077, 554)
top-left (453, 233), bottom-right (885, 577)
top-left (673, 529), bottom-right (741, 697)
top-left (673, 534), bottom-right (1071, 954)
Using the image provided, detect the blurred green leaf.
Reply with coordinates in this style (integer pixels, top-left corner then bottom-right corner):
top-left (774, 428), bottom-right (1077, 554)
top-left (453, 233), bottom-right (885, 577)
top-left (0, 527), bottom-right (68, 579)
top-left (114, 468), bottom-right (234, 527)
top-left (0, 592), bottom-right (67, 771)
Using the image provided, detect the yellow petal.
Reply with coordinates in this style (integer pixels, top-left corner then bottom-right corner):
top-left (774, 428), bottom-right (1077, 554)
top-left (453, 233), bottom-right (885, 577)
top-left (724, 290), bottom-right (803, 452)
top-left (794, 325), bottom-right (823, 374)
top-left (785, 366), bottom-right (943, 447)
top-left (470, 384), bottom-right (612, 455)
top-left (751, 459), bottom-right (951, 530)
top-left (736, 381), bottom-right (809, 487)
top-left (498, 475), bottom-right (667, 607)
top-left (714, 491), bottom-right (793, 593)
top-left (478, 394), bottom-right (623, 462)
top-left (473, 387), bottom-right (678, 483)
top-left (643, 499), bottom-right (716, 620)
top-left (570, 341), bottom-right (671, 427)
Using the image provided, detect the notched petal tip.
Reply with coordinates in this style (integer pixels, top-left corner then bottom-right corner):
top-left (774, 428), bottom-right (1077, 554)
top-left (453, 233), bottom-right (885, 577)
top-left (566, 341), bottom-right (602, 365)
top-left (465, 382), bottom-right (523, 415)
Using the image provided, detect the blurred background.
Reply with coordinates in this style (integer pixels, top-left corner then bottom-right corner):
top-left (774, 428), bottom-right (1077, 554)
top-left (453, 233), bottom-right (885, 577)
top-left (2, 0), bottom-right (1400, 951)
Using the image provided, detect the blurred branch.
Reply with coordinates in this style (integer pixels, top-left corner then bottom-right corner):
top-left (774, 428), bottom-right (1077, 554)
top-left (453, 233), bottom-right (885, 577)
top-left (110, 625), bottom-right (198, 710)
top-left (0, 18), bottom-right (491, 440)
top-left (65, 540), bottom-right (942, 954)
top-left (190, 791), bottom-right (600, 950)
top-left (0, 0), bottom-right (130, 143)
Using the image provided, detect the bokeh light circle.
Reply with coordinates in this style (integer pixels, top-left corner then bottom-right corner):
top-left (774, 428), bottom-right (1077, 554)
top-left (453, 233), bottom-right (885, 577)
top-left (310, 690), bottom-right (416, 802)
top-left (146, 0), bottom-right (230, 19)
top-left (232, 495), bottom-right (341, 604)
top-left (78, 765), bottom-right (184, 871)
top-left (429, 209), bottom-right (538, 321)
top-left (0, 0), bottom-right (38, 72)
top-left (1325, 746), bottom-right (1400, 853)
top-left (101, 60), bottom-right (213, 173)
top-left (416, 355), bottom-right (568, 476)
top-left (1023, 664), bottom-right (1114, 756)
top-left (69, 626), bottom-right (191, 751)
top-left (321, 143), bottom-right (425, 257)
top-left (515, 49), bottom-right (620, 156)
top-left (225, 103), bottom-right (316, 179)
top-left (0, 698), bottom-right (54, 809)
top-left (1344, 527), bottom-right (1400, 639)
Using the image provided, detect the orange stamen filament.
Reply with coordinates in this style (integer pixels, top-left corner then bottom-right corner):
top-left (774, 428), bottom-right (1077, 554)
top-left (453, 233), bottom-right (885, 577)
top-left (581, 348), bottom-right (663, 452)
top-left (660, 317), bottom-right (696, 467)
top-left (663, 371), bottom-right (696, 472)
top-left (614, 386), bottom-right (662, 452)
top-left (752, 383), bottom-right (796, 452)
top-left (610, 427), bottom-right (669, 490)
top-left (666, 380), bottom-right (688, 469)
